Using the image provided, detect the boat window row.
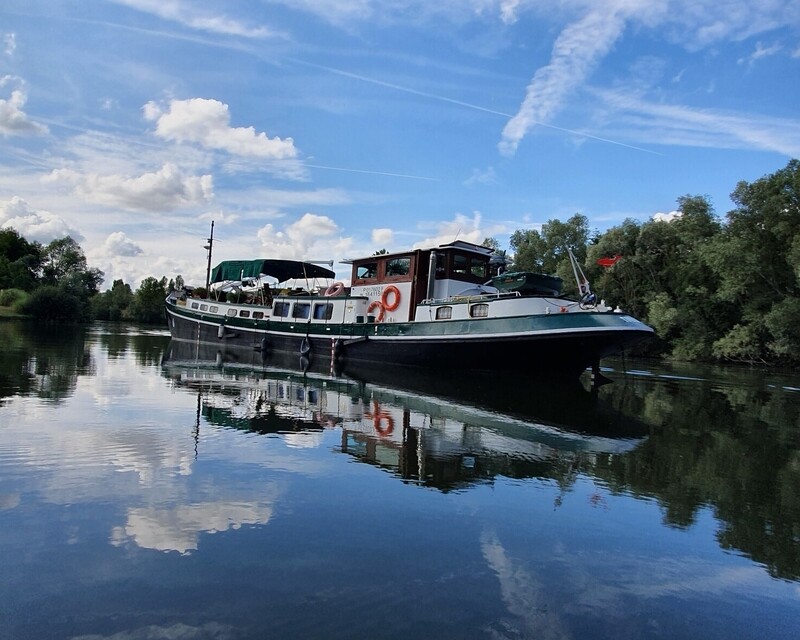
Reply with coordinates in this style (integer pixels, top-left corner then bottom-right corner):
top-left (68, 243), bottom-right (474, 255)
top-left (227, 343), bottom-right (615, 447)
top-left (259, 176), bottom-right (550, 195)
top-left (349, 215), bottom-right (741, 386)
top-left (192, 301), bottom-right (334, 321)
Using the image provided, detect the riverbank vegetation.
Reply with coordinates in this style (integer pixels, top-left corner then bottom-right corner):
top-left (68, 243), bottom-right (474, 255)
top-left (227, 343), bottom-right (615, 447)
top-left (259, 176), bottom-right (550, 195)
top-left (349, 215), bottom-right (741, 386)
top-left (1, 159), bottom-right (798, 366)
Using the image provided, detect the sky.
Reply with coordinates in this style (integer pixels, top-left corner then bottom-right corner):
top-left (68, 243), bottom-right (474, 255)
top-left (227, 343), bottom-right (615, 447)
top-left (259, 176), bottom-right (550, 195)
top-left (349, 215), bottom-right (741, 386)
top-left (1, 0), bottom-right (799, 288)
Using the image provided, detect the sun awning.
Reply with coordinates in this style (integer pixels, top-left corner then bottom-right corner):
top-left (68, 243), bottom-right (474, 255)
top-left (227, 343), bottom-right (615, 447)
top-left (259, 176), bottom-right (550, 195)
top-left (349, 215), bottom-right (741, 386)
top-left (210, 259), bottom-right (335, 284)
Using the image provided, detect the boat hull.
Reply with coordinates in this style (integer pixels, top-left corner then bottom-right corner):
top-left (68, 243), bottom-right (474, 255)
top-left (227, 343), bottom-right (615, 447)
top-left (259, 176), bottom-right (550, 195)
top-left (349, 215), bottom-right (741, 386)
top-left (165, 299), bottom-right (652, 378)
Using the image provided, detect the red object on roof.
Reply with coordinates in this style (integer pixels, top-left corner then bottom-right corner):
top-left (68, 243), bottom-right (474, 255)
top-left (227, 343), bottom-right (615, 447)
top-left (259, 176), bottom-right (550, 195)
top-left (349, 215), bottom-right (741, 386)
top-left (596, 254), bottom-right (622, 267)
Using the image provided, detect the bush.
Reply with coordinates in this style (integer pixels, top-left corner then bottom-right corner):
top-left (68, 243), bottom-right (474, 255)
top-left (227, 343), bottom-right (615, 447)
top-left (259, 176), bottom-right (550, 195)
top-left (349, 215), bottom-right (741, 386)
top-left (18, 286), bottom-right (85, 322)
top-left (0, 288), bottom-right (28, 307)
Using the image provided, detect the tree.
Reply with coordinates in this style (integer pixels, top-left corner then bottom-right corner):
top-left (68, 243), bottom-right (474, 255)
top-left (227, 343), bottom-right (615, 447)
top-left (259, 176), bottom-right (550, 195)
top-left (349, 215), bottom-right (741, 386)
top-left (91, 279), bottom-right (134, 321)
top-left (130, 277), bottom-right (168, 324)
top-left (39, 236), bottom-right (103, 298)
top-left (0, 228), bottom-right (42, 291)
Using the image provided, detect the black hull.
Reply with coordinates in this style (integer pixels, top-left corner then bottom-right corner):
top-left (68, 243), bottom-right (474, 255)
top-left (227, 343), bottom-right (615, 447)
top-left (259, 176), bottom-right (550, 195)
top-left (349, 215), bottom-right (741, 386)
top-left (166, 303), bottom-right (651, 378)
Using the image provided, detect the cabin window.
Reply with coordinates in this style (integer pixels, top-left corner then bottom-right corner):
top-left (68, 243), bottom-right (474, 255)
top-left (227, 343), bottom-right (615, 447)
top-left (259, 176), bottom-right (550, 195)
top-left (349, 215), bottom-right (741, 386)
top-left (453, 255), bottom-right (468, 275)
top-left (470, 303), bottom-right (489, 318)
top-left (226, 308), bottom-right (236, 317)
top-left (209, 306), bottom-right (219, 313)
top-left (292, 303), bottom-right (310, 319)
top-left (386, 257), bottom-right (410, 277)
top-left (252, 311), bottom-right (264, 320)
top-left (200, 304), bottom-right (208, 311)
top-left (470, 258), bottom-right (489, 279)
top-left (191, 302), bottom-right (199, 309)
top-left (273, 301), bottom-right (290, 317)
top-left (356, 262), bottom-right (378, 280)
top-left (239, 309), bottom-right (250, 318)
top-left (314, 303), bottom-right (334, 320)
top-left (436, 306), bottom-right (453, 320)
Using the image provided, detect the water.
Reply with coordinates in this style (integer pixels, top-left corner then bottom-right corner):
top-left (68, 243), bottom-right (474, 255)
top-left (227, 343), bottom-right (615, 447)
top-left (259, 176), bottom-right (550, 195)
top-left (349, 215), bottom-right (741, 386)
top-left (1, 320), bottom-right (799, 640)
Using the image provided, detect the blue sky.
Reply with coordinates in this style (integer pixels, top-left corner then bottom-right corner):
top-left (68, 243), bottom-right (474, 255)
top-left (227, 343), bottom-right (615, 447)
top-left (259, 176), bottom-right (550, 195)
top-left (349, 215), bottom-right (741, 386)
top-left (1, 0), bottom-right (799, 287)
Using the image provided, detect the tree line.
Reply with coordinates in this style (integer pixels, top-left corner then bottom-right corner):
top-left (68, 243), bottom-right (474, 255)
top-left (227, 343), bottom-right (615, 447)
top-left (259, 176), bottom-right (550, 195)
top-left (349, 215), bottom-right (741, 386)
top-left (0, 233), bottom-right (169, 324)
top-left (2, 158), bottom-right (798, 365)
top-left (491, 158), bottom-right (800, 367)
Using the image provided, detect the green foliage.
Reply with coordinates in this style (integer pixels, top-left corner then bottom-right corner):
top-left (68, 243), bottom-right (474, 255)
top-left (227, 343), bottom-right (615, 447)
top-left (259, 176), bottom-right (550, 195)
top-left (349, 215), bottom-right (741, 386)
top-left (91, 279), bottom-right (134, 321)
top-left (0, 288), bottom-right (28, 308)
top-left (0, 228), bottom-right (42, 291)
top-left (129, 276), bottom-right (168, 324)
top-left (18, 286), bottom-right (85, 322)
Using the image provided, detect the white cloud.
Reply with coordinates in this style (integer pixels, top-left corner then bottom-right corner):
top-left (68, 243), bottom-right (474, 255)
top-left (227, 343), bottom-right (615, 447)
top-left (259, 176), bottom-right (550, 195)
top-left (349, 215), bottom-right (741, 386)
top-left (591, 88), bottom-right (800, 156)
top-left (109, 0), bottom-right (278, 38)
top-left (0, 196), bottom-right (82, 243)
top-left (653, 210), bottom-right (681, 222)
top-left (371, 227), bottom-right (394, 246)
top-left (101, 231), bottom-right (144, 257)
top-left (464, 166), bottom-right (497, 187)
top-left (414, 212), bottom-right (486, 249)
top-left (3, 33), bottom-right (15, 56)
top-left (0, 77), bottom-right (48, 137)
top-left (499, 8), bottom-right (629, 155)
top-left (46, 163), bottom-right (214, 212)
top-left (737, 41), bottom-right (783, 66)
top-left (144, 98), bottom-right (299, 160)
top-left (257, 212), bottom-right (354, 264)
top-left (112, 501), bottom-right (275, 554)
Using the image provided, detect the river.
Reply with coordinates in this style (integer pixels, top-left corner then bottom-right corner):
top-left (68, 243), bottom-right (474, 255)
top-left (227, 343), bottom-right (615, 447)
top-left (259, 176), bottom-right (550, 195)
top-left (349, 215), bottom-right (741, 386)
top-left (0, 320), bottom-right (798, 639)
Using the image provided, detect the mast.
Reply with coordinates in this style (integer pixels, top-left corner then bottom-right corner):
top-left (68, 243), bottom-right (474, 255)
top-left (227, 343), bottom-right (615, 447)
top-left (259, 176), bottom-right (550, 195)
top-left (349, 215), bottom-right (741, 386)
top-left (204, 220), bottom-right (214, 298)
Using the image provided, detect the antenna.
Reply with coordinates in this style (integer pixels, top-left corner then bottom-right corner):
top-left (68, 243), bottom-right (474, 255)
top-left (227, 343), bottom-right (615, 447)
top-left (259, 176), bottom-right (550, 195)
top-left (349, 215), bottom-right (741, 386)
top-left (204, 220), bottom-right (215, 297)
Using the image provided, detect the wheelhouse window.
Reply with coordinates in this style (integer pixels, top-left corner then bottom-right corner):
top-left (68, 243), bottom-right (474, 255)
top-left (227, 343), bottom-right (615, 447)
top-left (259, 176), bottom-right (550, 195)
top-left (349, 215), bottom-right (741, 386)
top-left (386, 257), bottom-right (410, 277)
top-left (436, 306), bottom-right (453, 320)
top-left (356, 262), bottom-right (378, 280)
top-left (453, 255), bottom-right (468, 275)
top-left (470, 258), bottom-right (489, 279)
top-left (313, 303), bottom-right (334, 320)
top-left (292, 303), bottom-right (310, 319)
top-left (470, 303), bottom-right (489, 318)
top-left (273, 302), bottom-right (290, 317)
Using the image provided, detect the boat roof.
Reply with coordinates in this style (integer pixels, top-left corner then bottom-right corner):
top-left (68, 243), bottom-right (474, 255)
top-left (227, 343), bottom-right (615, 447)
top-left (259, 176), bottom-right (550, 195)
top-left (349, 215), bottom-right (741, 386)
top-left (210, 259), bottom-right (336, 284)
top-left (341, 240), bottom-right (494, 264)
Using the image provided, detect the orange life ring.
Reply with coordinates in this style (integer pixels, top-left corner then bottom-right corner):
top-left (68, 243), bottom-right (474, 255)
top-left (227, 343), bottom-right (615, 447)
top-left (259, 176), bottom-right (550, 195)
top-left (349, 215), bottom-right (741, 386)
top-left (324, 281), bottom-right (345, 297)
top-left (367, 300), bottom-right (385, 322)
top-left (374, 413), bottom-right (394, 437)
top-left (381, 285), bottom-right (401, 312)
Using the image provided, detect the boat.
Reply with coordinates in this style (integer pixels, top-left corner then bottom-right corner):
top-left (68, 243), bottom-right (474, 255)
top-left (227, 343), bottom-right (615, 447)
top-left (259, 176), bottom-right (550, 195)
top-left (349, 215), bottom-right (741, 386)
top-left (164, 239), bottom-right (654, 377)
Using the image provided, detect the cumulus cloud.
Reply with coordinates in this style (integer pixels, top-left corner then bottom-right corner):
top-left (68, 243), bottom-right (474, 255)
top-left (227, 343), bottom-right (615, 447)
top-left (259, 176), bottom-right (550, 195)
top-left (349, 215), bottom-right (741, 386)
top-left (371, 227), bottom-right (394, 246)
top-left (653, 210), bottom-right (681, 222)
top-left (257, 212), bottom-right (350, 261)
top-left (0, 77), bottom-right (48, 137)
top-left (144, 98), bottom-right (299, 160)
top-left (101, 231), bottom-right (144, 257)
top-left (46, 163), bottom-right (213, 212)
top-left (414, 212), bottom-right (487, 249)
top-left (0, 196), bottom-right (81, 243)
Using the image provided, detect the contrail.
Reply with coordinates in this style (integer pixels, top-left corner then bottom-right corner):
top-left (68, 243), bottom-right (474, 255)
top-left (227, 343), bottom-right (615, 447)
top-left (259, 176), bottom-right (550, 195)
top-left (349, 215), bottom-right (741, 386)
top-left (286, 57), bottom-right (663, 156)
top-left (301, 162), bottom-right (439, 181)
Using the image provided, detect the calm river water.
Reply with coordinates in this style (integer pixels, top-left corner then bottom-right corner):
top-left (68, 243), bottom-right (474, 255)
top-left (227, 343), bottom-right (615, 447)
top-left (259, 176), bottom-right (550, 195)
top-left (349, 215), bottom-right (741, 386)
top-left (1, 320), bottom-right (799, 640)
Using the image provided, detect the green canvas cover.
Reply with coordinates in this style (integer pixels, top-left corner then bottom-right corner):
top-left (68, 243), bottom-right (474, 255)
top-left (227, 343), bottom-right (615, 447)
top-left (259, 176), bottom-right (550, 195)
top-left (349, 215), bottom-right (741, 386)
top-left (210, 259), bottom-right (335, 284)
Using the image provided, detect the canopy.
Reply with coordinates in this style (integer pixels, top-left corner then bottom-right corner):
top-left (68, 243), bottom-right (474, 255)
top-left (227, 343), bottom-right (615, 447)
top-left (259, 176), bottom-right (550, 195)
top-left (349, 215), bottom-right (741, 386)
top-left (210, 259), bottom-right (335, 284)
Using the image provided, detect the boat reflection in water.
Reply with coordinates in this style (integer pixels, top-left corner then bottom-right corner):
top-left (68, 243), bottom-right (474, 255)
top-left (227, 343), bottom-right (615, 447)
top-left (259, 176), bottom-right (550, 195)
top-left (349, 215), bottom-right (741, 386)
top-left (162, 340), bottom-right (648, 491)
